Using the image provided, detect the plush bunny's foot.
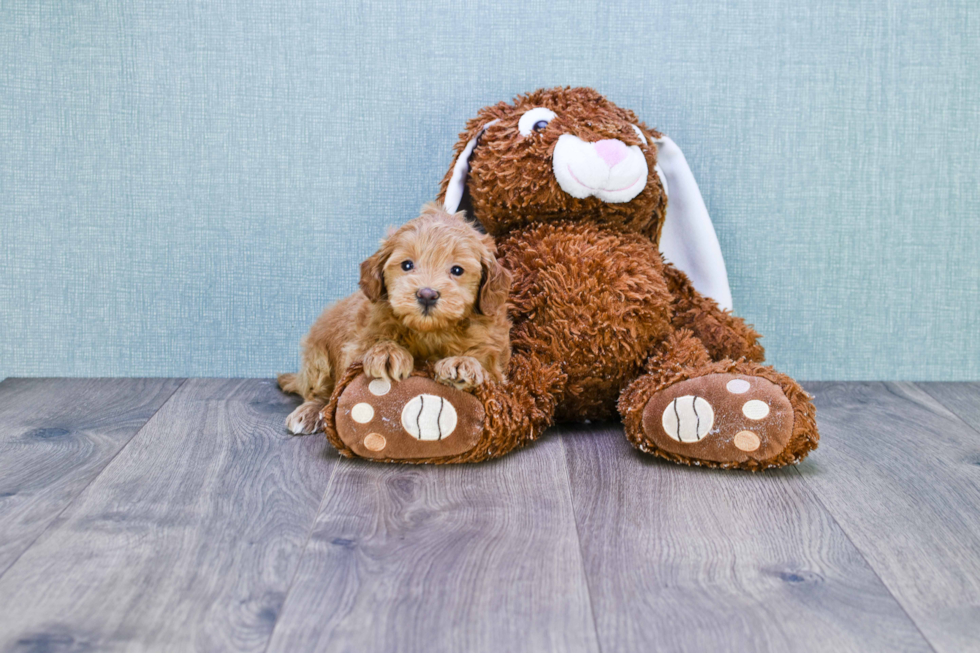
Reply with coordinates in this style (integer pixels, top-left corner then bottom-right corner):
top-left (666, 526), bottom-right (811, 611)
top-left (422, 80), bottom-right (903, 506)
top-left (323, 359), bottom-right (563, 464)
top-left (622, 362), bottom-right (818, 470)
top-left (643, 373), bottom-right (794, 463)
top-left (329, 373), bottom-right (486, 461)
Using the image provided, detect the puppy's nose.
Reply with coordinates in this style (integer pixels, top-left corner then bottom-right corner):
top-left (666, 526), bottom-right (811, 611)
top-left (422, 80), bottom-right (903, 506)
top-left (594, 139), bottom-right (629, 168)
top-left (416, 287), bottom-right (440, 307)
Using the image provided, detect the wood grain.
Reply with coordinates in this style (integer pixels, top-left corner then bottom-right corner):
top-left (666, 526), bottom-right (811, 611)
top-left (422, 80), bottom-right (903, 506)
top-left (919, 382), bottom-right (980, 430)
top-left (0, 378), bottom-right (334, 653)
top-left (264, 436), bottom-right (601, 653)
top-left (0, 378), bottom-right (183, 576)
top-left (3, 379), bottom-right (978, 652)
top-left (563, 422), bottom-right (931, 653)
top-left (802, 382), bottom-right (980, 653)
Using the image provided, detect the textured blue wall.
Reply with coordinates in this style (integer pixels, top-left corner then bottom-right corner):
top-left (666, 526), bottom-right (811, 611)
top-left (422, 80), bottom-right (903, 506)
top-left (1, 1), bottom-right (978, 380)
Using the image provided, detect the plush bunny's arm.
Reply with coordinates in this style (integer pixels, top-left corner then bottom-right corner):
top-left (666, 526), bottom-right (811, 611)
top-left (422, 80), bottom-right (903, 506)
top-left (656, 135), bottom-right (733, 312)
top-left (662, 262), bottom-right (764, 363)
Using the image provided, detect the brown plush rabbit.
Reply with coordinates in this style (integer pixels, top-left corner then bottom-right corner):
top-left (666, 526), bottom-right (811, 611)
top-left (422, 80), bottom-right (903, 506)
top-left (323, 87), bottom-right (818, 470)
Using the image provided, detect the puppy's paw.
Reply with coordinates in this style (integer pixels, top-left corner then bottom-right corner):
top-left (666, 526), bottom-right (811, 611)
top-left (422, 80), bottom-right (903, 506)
top-left (435, 356), bottom-right (487, 390)
top-left (286, 400), bottom-right (325, 435)
top-left (362, 342), bottom-right (414, 383)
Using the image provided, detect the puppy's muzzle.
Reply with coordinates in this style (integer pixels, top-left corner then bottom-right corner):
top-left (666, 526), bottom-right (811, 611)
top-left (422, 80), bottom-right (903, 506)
top-left (416, 287), bottom-right (440, 313)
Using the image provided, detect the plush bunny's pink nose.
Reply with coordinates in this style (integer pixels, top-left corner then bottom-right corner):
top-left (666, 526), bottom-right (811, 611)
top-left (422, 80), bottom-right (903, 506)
top-left (594, 139), bottom-right (629, 167)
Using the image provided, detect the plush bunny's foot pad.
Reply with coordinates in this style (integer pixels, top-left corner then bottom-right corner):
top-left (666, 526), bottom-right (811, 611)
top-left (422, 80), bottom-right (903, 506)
top-left (641, 373), bottom-right (794, 466)
top-left (333, 374), bottom-right (485, 461)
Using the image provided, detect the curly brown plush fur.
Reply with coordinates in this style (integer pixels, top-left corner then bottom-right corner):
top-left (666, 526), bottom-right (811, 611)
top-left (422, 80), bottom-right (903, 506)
top-left (323, 86), bottom-right (818, 469)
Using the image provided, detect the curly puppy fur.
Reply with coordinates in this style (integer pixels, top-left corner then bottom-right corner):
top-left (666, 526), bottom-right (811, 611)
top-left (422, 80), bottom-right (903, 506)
top-left (279, 203), bottom-right (512, 434)
top-left (324, 86), bottom-right (818, 469)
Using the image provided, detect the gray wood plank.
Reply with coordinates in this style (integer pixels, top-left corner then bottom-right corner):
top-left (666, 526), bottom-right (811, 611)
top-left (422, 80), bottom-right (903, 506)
top-left (0, 378), bottom-right (334, 653)
top-left (801, 382), bottom-right (980, 653)
top-left (0, 378), bottom-right (184, 576)
top-left (265, 437), bottom-right (601, 653)
top-left (564, 422), bottom-right (931, 653)
top-left (919, 382), bottom-right (980, 431)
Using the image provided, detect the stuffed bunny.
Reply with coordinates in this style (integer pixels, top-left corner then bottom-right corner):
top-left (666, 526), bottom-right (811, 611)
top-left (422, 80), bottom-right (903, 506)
top-left (323, 87), bottom-right (818, 470)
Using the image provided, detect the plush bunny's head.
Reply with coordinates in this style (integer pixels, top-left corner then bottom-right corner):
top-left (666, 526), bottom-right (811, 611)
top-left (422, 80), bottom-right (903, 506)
top-left (439, 86), bottom-right (734, 311)
top-left (439, 87), bottom-right (667, 238)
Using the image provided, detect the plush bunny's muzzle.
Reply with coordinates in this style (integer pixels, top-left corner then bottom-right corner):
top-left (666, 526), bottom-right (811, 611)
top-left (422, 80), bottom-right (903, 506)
top-left (552, 134), bottom-right (649, 203)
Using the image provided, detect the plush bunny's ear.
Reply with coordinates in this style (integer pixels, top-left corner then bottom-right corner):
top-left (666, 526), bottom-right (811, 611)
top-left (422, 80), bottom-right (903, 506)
top-left (444, 119), bottom-right (499, 213)
top-left (655, 135), bottom-right (734, 312)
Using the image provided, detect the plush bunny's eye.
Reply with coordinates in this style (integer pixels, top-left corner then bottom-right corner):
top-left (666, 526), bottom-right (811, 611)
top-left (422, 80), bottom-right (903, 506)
top-left (518, 107), bottom-right (557, 136)
top-left (630, 124), bottom-right (648, 145)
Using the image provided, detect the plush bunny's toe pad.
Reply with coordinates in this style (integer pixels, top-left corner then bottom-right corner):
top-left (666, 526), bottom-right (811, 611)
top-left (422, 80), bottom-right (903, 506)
top-left (333, 374), bottom-right (485, 461)
top-left (641, 373), bottom-right (794, 465)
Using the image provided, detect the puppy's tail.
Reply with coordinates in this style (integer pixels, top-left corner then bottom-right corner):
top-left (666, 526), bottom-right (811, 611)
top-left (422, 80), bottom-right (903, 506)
top-left (277, 372), bottom-right (300, 394)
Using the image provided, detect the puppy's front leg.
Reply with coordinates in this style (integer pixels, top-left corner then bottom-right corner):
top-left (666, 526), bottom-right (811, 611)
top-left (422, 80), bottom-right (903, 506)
top-left (286, 400), bottom-right (325, 435)
top-left (362, 341), bottom-right (414, 382)
top-left (434, 356), bottom-right (488, 390)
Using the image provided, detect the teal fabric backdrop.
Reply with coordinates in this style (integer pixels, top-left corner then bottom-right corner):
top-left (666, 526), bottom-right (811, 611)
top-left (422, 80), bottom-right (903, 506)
top-left (1, 1), bottom-right (978, 380)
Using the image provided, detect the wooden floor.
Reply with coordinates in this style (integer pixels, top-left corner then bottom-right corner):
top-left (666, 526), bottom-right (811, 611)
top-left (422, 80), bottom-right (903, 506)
top-left (0, 380), bottom-right (978, 652)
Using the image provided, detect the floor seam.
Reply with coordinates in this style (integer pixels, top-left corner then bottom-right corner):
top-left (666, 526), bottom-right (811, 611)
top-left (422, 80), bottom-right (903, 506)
top-left (917, 382), bottom-right (980, 438)
top-left (261, 443), bottom-right (345, 653)
top-left (790, 462), bottom-right (939, 653)
top-left (0, 378), bottom-right (189, 582)
top-left (558, 433), bottom-right (605, 653)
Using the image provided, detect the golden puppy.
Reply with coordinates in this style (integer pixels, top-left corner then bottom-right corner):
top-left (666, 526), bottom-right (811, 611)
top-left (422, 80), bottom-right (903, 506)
top-left (278, 203), bottom-right (512, 434)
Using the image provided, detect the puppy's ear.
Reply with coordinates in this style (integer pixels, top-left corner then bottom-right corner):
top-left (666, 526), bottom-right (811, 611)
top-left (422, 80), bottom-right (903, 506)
top-left (359, 242), bottom-right (391, 303)
top-left (475, 252), bottom-right (512, 317)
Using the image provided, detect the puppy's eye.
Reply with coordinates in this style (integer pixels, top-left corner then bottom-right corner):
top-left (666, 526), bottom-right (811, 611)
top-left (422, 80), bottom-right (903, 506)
top-left (450, 265), bottom-right (464, 277)
top-left (400, 260), bottom-right (414, 272)
top-left (518, 107), bottom-right (557, 137)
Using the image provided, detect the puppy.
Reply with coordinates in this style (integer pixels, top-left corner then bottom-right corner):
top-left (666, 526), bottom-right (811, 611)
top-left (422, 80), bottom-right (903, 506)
top-left (278, 203), bottom-right (513, 435)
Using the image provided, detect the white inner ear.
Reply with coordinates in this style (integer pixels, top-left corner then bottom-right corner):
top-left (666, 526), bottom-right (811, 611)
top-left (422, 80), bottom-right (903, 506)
top-left (630, 124), bottom-right (648, 145)
top-left (518, 107), bottom-right (556, 136)
top-left (444, 119), bottom-right (499, 213)
top-left (655, 135), bottom-right (733, 311)
top-left (655, 163), bottom-right (668, 197)
top-left (635, 127), bottom-right (668, 196)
